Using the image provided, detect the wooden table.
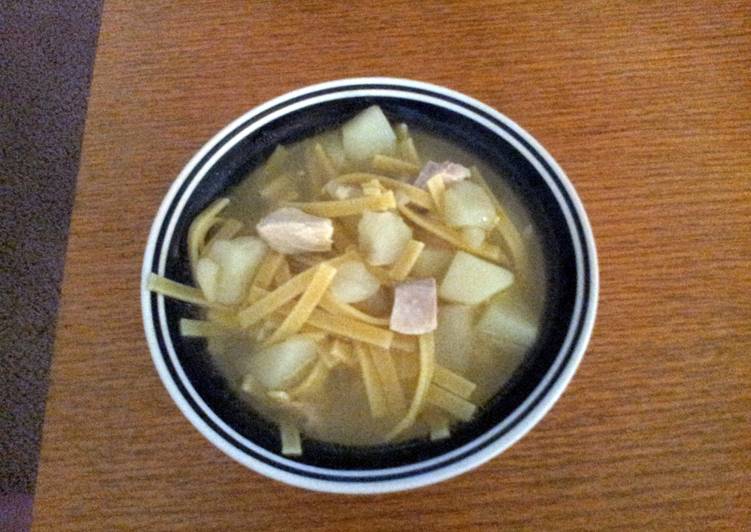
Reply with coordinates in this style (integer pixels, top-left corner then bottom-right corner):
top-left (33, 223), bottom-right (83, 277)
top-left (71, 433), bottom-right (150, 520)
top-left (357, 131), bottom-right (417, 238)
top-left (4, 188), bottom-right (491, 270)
top-left (34, 2), bottom-right (750, 529)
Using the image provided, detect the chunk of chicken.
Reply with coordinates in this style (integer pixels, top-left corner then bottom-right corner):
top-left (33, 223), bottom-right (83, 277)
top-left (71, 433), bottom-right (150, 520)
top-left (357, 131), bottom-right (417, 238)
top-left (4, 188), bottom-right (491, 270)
top-left (389, 278), bottom-right (438, 335)
top-left (256, 207), bottom-right (333, 254)
top-left (413, 160), bottom-right (471, 189)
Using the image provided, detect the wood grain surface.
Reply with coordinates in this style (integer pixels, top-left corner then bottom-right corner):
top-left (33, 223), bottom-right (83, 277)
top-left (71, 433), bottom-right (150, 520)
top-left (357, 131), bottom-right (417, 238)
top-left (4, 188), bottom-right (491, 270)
top-left (33, 1), bottom-right (750, 529)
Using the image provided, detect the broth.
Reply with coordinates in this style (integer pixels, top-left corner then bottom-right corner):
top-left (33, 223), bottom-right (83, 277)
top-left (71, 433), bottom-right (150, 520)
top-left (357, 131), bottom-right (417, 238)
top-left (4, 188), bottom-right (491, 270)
top-left (148, 105), bottom-right (546, 453)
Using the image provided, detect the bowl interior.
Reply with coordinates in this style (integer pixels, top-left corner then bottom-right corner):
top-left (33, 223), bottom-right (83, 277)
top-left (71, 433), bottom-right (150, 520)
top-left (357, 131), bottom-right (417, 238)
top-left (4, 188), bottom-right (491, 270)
top-left (152, 95), bottom-right (579, 470)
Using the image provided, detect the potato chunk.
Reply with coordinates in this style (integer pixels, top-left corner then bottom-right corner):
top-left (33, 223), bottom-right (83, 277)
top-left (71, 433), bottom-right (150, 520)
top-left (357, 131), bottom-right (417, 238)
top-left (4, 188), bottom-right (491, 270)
top-left (207, 237), bottom-right (268, 305)
top-left (439, 251), bottom-right (513, 304)
top-left (443, 181), bottom-right (496, 229)
top-left (435, 304), bottom-right (474, 374)
top-left (461, 227), bottom-right (486, 248)
top-left (247, 335), bottom-right (317, 390)
top-left (358, 210), bottom-right (413, 266)
top-left (477, 301), bottom-right (538, 348)
top-left (342, 105), bottom-right (396, 162)
top-left (411, 245), bottom-right (454, 279)
top-left (195, 257), bottom-right (220, 302)
top-left (330, 260), bottom-right (381, 303)
top-left (316, 130), bottom-right (347, 170)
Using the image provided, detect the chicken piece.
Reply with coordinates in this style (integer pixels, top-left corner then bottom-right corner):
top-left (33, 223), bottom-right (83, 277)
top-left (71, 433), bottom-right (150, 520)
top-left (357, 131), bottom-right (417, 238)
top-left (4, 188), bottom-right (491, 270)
top-left (256, 207), bottom-right (333, 254)
top-left (413, 160), bottom-right (471, 189)
top-left (389, 278), bottom-right (438, 335)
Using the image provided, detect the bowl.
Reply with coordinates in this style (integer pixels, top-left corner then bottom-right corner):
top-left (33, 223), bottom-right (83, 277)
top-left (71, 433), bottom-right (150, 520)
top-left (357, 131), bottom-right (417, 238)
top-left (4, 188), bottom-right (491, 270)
top-left (141, 78), bottom-right (598, 493)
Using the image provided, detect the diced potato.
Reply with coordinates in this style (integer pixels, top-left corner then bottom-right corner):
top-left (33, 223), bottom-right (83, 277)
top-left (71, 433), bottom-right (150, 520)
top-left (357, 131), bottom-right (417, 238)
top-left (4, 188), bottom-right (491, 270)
top-left (358, 210), bottom-right (413, 266)
top-left (261, 145), bottom-right (289, 178)
top-left (208, 237), bottom-right (268, 305)
top-left (247, 335), bottom-right (317, 389)
top-left (342, 105), bottom-right (396, 162)
top-left (477, 300), bottom-right (538, 348)
top-left (435, 305), bottom-right (474, 374)
top-left (330, 260), bottom-right (381, 303)
top-left (439, 251), bottom-right (513, 304)
top-left (410, 246), bottom-right (454, 279)
top-left (317, 130), bottom-right (347, 170)
top-left (195, 257), bottom-right (220, 302)
top-left (443, 181), bottom-right (496, 229)
top-left (470, 334), bottom-right (528, 405)
top-left (461, 227), bottom-right (486, 249)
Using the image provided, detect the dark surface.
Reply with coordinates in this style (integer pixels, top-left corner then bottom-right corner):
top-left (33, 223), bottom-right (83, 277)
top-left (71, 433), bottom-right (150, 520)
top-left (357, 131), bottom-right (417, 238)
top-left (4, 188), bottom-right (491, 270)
top-left (0, 0), bottom-right (102, 525)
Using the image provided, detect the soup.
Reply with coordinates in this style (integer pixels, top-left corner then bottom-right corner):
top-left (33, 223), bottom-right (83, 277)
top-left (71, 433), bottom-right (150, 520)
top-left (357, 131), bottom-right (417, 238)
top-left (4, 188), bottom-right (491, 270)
top-left (148, 105), bottom-right (545, 455)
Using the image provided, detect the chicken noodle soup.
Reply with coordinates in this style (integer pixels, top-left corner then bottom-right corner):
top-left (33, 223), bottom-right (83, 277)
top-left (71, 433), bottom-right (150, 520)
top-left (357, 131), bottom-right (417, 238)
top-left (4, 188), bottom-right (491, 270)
top-left (148, 105), bottom-right (545, 454)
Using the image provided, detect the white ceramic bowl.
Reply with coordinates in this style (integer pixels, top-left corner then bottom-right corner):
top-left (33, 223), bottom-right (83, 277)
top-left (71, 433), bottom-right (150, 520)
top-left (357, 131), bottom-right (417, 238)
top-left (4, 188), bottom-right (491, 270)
top-left (141, 78), bottom-right (598, 493)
